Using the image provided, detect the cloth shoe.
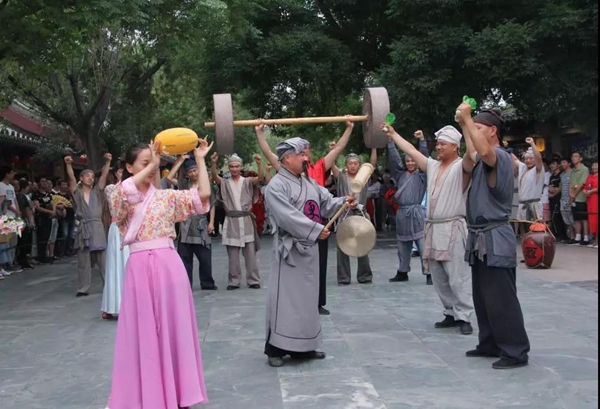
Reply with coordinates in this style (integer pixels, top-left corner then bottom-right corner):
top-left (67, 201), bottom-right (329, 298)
top-left (435, 315), bottom-right (459, 328)
top-left (389, 272), bottom-right (409, 282)
top-left (492, 358), bottom-right (529, 370)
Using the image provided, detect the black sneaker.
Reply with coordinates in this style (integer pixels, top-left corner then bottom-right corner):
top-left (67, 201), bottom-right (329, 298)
top-left (466, 349), bottom-right (500, 358)
top-left (201, 286), bottom-right (218, 291)
top-left (426, 275), bottom-right (433, 286)
top-left (492, 358), bottom-right (529, 370)
top-left (319, 306), bottom-right (331, 316)
top-left (458, 321), bottom-right (473, 335)
top-left (249, 284), bottom-right (261, 290)
top-left (435, 316), bottom-right (459, 328)
top-left (75, 292), bottom-right (89, 298)
top-left (389, 272), bottom-right (409, 283)
top-left (580, 241), bottom-right (590, 246)
top-left (226, 285), bottom-right (240, 291)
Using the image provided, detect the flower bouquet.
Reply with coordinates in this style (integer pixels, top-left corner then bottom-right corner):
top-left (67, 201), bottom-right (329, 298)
top-left (0, 215), bottom-right (26, 241)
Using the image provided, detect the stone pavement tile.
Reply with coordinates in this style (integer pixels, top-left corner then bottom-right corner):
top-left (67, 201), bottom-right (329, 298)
top-left (320, 317), bottom-right (344, 341)
top-left (204, 306), bottom-right (266, 342)
top-left (279, 368), bottom-right (386, 409)
top-left (209, 289), bottom-right (267, 309)
top-left (276, 340), bottom-right (361, 376)
top-left (9, 360), bottom-right (111, 409)
top-left (345, 331), bottom-right (448, 370)
top-left (0, 325), bottom-right (28, 344)
top-left (202, 339), bottom-right (276, 381)
top-left (531, 348), bottom-right (599, 381)
top-left (343, 331), bottom-right (424, 355)
top-left (201, 374), bottom-right (283, 409)
top-left (558, 380), bottom-right (599, 409)
top-left (523, 312), bottom-right (567, 332)
top-left (382, 386), bottom-right (485, 409)
top-left (415, 333), bottom-right (482, 367)
top-left (327, 297), bottom-right (396, 314)
top-left (332, 310), bottom-right (405, 334)
top-left (451, 361), bottom-right (568, 407)
top-left (325, 286), bottom-right (377, 303)
top-left (527, 330), bottom-right (596, 350)
top-left (0, 366), bottom-right (40, 401)
top-left (364, 364), bottom-right (464, 393)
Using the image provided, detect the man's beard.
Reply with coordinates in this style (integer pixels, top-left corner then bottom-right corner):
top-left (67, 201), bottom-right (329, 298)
top-left (302, 161), bottom-right (309, 174)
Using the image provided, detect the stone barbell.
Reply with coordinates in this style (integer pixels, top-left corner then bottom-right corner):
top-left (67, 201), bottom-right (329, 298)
top-left (204, 87), bottom-right (391, 155)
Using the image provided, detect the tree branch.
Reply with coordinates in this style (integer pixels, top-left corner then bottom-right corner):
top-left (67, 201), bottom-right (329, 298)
top-left (315, 0), bottom-right (343, 32)
top-left (7, 76), bottom-right (75, 128)
top-left (84, 85), bottom-right (109, 124)
top-left (68, 74), bottom-right (85, 118)
top-left (129, 58), bottom-right (167, 91)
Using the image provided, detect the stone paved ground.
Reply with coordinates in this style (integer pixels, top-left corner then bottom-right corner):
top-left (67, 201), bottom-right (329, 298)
top-left (0, 235), bottom-right (598, 409)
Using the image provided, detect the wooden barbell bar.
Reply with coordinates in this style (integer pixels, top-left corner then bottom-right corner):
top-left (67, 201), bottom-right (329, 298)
top-left (207, 87), bottom-right (391, 155)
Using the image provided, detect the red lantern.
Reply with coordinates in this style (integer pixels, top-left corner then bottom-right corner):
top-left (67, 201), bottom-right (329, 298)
top-left (7, 155), bottom-right (19, 164)
top-left (21, 156), bottom-right (34, 164)
top-left (80, 154), bottom-right (88, 164)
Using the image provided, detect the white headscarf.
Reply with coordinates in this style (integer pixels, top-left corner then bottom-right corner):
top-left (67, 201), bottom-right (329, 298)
top-left (229, 154), bottom-right (243, 165)
top-left (435, 125), bottom-right (463, 146)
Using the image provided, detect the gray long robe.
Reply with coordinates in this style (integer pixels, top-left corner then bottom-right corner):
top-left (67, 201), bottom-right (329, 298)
top-left (388, 140), bottom-right (429, 241)
top-left (264, 167), bottom-right (344, 352)
top-left (74, 186), bottom-right (107, 251)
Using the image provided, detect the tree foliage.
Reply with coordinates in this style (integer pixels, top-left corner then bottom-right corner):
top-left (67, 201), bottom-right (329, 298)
top-left (0, 0), bottom-right (597, 168)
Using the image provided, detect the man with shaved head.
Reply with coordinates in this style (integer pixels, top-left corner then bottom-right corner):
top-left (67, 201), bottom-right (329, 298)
top-left (386, 129), bottom-right (432, 285)
top-left (333, 150), bottom-right (378, 286)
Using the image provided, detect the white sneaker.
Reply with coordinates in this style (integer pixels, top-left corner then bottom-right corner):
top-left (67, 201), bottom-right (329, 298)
top-left (9, 267), bottom-right (23, 274)
top-left (0, 269), bottom-right (10, 277)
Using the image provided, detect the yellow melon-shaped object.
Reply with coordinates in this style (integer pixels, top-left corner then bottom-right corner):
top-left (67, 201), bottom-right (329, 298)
top-left (155, 128), bottom-right (199, 155)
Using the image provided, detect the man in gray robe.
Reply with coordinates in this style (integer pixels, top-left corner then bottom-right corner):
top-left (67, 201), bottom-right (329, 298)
top-left (334, 151), bottom-right (377, 285)
top-left (387, 130), bottom-right (433, 284)
top-left (458, 105), bottom-right (530, 370)
top-left (170, 157), bottom-right (217, 290)
top-left (65, 154), bottom-right (111, 297)
top-left (383, 125), bottom-right (475, 335)
top-left (264, 137), bottom-right (355, 368)
top-left (211, 153), bottom-right (263, 290)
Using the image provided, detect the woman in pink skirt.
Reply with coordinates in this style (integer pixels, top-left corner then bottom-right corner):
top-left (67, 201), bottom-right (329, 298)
top-left (107, 139), bottom-right (212, 409)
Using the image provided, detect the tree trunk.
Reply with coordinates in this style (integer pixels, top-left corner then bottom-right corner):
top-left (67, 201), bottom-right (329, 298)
top-left (79, 87), bottom-right (113, 171)
top-left (80, 126), bottom-right (103, 171)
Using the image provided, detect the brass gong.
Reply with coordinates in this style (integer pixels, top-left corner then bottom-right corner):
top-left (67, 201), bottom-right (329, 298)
top-left (336, 215), bottom-right (377, 258)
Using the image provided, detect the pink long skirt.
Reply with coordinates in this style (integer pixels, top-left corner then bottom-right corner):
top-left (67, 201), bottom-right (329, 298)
top-left (107, 247), bottom-right (208, 409)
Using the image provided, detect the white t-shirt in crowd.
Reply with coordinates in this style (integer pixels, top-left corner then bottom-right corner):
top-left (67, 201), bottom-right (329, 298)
top-left (541, 171), bottom-right (551, 205)
top-left (0, 181), bottom-right (18, 218)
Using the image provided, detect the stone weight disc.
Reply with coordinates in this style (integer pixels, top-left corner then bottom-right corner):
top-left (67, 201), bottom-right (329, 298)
top-left (362, 87), bottom-right (390, 149)
top-left (214, 94), bottom-right (235, 155)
